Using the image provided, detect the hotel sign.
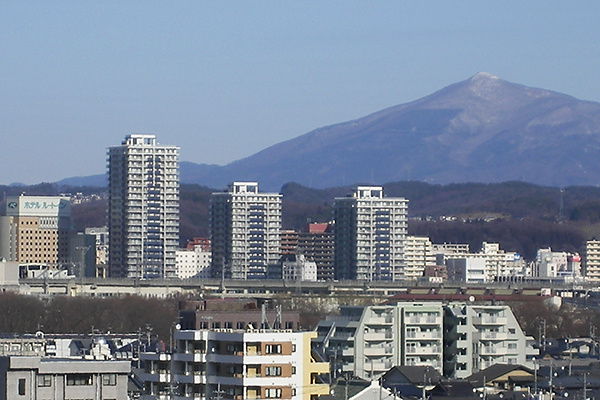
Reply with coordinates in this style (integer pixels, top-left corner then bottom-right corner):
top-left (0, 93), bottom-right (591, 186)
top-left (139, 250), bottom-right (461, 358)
top-left (6, 196), bottom-right (71, 217)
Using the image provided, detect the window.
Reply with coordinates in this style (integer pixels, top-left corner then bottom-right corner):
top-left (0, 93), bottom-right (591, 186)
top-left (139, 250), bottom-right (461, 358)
top-left (102, 374), bottom-right (117, 386)
top-left (18, 378), bottom-right (26, 396)
top-left (37, 375), bottom-right (52, 387)
top-left (292, 366), bottom-right (296, 375)
top-left (265, 366), bottom-right (282, 376)
top-left (292, 389), bottom-right (297, 396)
top-left (292, 344), bottom-right (296, 352)
top-left (508, 343), bottom-right (517, 350)
top-left (265, 388), bottom-right (282, 398)
top-left (265, 344), bottom-right (282, 354)
top-left (67, 374), bottom-right (93, 386)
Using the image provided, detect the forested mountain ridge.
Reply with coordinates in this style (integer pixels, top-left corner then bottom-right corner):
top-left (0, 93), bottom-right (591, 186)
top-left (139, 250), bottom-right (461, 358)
top-left (4, 181), bottom-right (599, 261)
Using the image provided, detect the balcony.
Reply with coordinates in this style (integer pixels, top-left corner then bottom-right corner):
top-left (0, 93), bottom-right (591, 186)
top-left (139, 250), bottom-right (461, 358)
top-left (405, 346), bottom-right (441, 355)
top-left (405, 331), bottom-right (441, 340)
top-left (206, 374), bottom-right (243, 386)
top-left (406, 316), bottom-right (442, 325)
top-left (478, 331), bottom-right (508, 341)
top-left (173, 352), bottom-right (206, 363)
top-left (473, 316), bottom-right (508, 326)
top-left (364, 332), bottom-right (392, 341)
top-left (479, 347), bottom-right (508, 356)
top-left (366, 316), bottom-right (393, 325)
top-left (364, 347), bottom-right (393, 356)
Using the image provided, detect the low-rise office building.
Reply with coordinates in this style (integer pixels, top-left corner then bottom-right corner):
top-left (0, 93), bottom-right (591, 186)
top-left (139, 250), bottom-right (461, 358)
top-left (0, 356), bottom-right (130, 400)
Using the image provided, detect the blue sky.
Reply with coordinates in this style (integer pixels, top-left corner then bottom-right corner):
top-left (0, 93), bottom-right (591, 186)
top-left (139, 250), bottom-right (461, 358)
top-left (1, 1), bottom-right (599, 184)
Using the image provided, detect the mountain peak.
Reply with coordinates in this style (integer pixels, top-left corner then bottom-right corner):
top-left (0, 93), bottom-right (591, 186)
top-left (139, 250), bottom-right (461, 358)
top-left (470, 72), bottom-right (499, 81)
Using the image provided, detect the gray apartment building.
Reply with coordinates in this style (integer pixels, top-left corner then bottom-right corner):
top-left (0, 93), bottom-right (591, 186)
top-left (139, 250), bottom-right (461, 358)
top-left (108, 134), bottom-right (179, 278)
top-left (314, 302), bottom-right (537, 380)
top-left (210, 182), bottom-right (282, 280)
top-left (334, 186), bottom-right (408, 281)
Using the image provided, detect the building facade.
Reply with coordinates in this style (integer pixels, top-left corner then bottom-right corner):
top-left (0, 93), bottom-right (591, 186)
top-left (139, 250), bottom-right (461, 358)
top-left (85, 226), bottom-right (109, 278)
top-left (314, 302), bottom-right (537, 380)
top-left (176, 239), bottom-right (212, 279)
top-left (0, 356), bottom-right (130, 400)
top-left (108, 134), bottom-right (179, 278)
top-left (584, 240), bottom-right (600, 282)
top-left (333, 186), bottom-right (408, 281)
top-left (404, 236), bottom-right (436, 280)
top-left (436, 243), bottom-right (526, 283)
top-left (298, 223), bottom-right (334, 282)
top-left (141, 329), bottom-right (330, 400)
top-left (210, 182), bottom-right (282, 280)
top-left (282, 254), bottom-right (318, 282)
top-left (0, 195), bottom-right (72, 268)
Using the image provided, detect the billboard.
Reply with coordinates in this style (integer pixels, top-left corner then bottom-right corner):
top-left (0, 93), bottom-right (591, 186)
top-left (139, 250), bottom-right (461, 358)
top-left (6, 196), bottom-right (71, 217)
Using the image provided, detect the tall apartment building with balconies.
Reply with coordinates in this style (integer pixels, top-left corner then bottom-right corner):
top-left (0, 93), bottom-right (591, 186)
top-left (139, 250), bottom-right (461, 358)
top-left (298, 223), bottom-right (334, 282)
top-left (584, 240), bottom-right (600, 282)
top-left (443, 303), bottom-right (536, 379)
top-left (210, 182), bottom-right (282, 280)
top-left (141, 329), bottom-right (330, 400)
top-left (334, 186), bottom-right (408, 281)
top-left (315, 303), bottom-right (444, 380)
top-left (404, 236), bottom-right (436, 279)
top-left (314, 302), bottom-right (536, 381)
top-left (108, 134), bottom-right (179, 278)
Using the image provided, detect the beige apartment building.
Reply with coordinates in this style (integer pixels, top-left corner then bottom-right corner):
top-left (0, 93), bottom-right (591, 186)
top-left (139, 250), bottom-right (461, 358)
top-left (584, 240), bottom-right (600, 282)
top-left (0, 195), bottom-right (72, 268)
top-left (141, 329), bottom-right (330, 400)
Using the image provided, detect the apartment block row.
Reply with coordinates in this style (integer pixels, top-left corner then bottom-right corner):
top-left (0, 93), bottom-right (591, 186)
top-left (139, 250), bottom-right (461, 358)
top-left (140, 329), bottom-right (330, 400)
top-left (313, 302), bottom-right (537, 381)
top-left (5, 132), bottom-right (600, 283)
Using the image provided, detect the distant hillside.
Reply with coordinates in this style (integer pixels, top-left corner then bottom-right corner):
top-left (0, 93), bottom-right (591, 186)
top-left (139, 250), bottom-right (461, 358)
top-left (59, 73), bottom-right (600, 191)
top-left (168, 72), bottom-right (600, 190)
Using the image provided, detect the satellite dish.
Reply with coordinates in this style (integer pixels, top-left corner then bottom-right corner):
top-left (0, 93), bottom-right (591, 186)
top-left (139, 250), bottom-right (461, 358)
top-left (175, 323), bottom-right (181, 330)
top-left (469, 296), bottom-right (475, 302)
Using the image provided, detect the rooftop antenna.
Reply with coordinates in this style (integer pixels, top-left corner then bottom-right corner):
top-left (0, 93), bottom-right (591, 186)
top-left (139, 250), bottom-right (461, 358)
top-left (261, 303), bottom-right (269, 329)
top-left (559, 188), bottom-right (565, 222)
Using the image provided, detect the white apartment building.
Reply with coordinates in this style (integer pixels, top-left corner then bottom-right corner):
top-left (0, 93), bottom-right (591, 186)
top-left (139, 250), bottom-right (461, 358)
top-left (0, 356), bottom-right (130, 400)
top-left (333, 186), bottom-right (408, 281)
top-left (176, 246), bottom-right (212, 279)
top-left (141, 329), bottom-right (330, 400)
top-left (210, 182), bottom-right (282, 280)
top-left (536, 248), bottom-right (581, 280)
top-left (446, 258), bottom-right (486, 283)
top-left (436, 242), bottom-right (525, 283)
top-left (108, 134), bottom-right (179, 278)
top-left (314, 302), bottom-right (536, 380)
top-left (282, 255), bottom-right (318, 282)
top-left (584, 240), bottom-right (600, 282)
top-left (404, 236), bottom-right (436, 279)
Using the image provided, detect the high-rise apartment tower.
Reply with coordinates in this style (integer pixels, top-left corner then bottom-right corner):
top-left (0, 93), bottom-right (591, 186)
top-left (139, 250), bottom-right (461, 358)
top-left (210, 182), bottom-right (281, 280)
top-left (334, 186), bottom-right (408, 281)
top-left (108, 134), bottom-right (179, 278)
